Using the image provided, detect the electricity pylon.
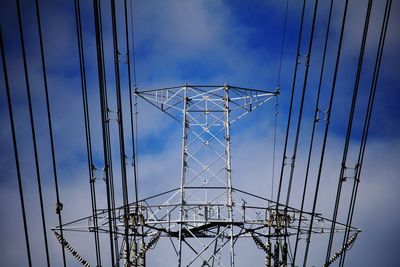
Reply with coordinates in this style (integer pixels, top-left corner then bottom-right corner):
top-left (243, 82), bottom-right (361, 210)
top-left (55, 84), bottom-right (359, 267)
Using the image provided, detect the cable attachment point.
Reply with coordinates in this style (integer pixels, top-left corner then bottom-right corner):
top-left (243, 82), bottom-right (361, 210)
top-left (283, 156), bottom-right (294, 167)
top-left (283, 156), bottom-right (293, 165)
top-left (315, 108), bottom-right (321, 122)
top-left (297, 53), bottom-right (310, 66)
top-left (297, 53), bottom-right (303, 65)
top-left (305, 53), bottom-right (310, 67)
top-left (324, 108), bottom-right (330, 122)
top-left (91, 166), bottom-right (105, 183)
top-left (342, 164), bottom-right (359, 182)
top-left (117, 49), bottom-right (128, 64)
top-left (125, 155), bottom-right (136, 166)
top-left (56, 202), bottom-right (63, 214)
top-left (106, 108), bottom-right (119, 122)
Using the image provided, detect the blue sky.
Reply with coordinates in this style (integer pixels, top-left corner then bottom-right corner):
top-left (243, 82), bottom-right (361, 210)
top-left (0, 0), bottom-right (399, 266)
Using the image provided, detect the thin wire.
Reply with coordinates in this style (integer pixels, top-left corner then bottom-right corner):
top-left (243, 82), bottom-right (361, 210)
top-left (96, 0), bottom-right (119, 260)
top-left (92, 0), bottom-right (116, 264)
top-left (277, 0), bottom-right (289, 85)
top-left (274, 1), bottom-right (307, 262)
top-left (284, 0), bottom-right (320, 211)
top-left (124, 0), bottom-right (139, 209)
top-left (0, 25), bottom-right (33, 267)
top-left (34, 0), bottom-right (67, 265)
top-left (325, 0), bottom-right (374, 261)
top-left (110, 0), bottom-right (131, 264)
top-left (130, 0), bottom-right (138, 88)
top-left (130, 7), bottom-right (141, 254)
top-left (302, 0), bottom-right (351, 264)
top-left (130, 0), bottom-right (140, 200)
top-left (73, 0), bottom-right (102, 265)
top-left (275, 0), bottom-right (307, 210)
top-left (292, 0), bottom-right (334, 264)
top-left (271, 96), bottom-right (278, 201)
top-left (339, 1), bottom-right (392, 265)
top-left (15, 0), bottom-right (51, 265)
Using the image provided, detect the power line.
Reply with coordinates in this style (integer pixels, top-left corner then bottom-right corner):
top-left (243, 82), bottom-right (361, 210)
top-left (275, 0), bottom-right (307, 213)
top-left (110, 0), bottom-right (131, 264)
top-left (34, 0), bottom-right (67, 265)
top-left (73, 0), bottom-right (102, 265)
top-left (325, 0), bottom-right (374, 261)
top-left (16, 0), bottom-right (51, 265)
top-left (339, 1), bottom-right (392, 265)
top-left (303, 0), bottom-right (351, 264)
top-left (292, 0), bottom-right (334, 264)
top-left (92, 0), bottom-right (117, 264)
top-left (284, 0), bottom-right (320, 212)
top-left (125, 0), bottom-right (140, 212)
top-left (0, 24), bottom-right (33, 267)
top-left (277, 0), bottom-right (289, 85)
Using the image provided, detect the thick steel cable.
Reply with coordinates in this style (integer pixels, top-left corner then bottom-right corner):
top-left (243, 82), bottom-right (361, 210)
top-left (92, 0), bottom-right (116, 265)
top-left (302, 0), bottom-right (350, 265)
top-left (15, 0), bottom-right (51, 265)
top-left (0, 26), bottom-right (33, 267)
top-left (277, 0), bottom-right (289, 85)
top-left (325, 0), bottom-right (374, 261)
top-left (125, 7), bottom-right (141, 262)
top-left (129, 0), bottom-right (140, 204)
top-left (339, 1), bottom-right (392, 265)
top-left (271, 96), bottom-right (278, 201)
top-left (110, 0), bottom-right (131, 264)
top-left (129, 0), bottom-right (138, 89)
top-left (292, 0), bottom-right (334, 264)
top-left (126, 0), bottom-right (139, 212)
top-left (273, 2), bottom-right (306, 263)
top-left (284, 0), bottom-right (319, 212)
top-left (128, 2), bottom-right (141, 257)
top-left (73, 0), bottom-right (102, 265)
top-left (96, 1), bottom-right (120, 260)
top-left (33, 0), bottom-right (67, 265)
top-left (275, 0), bottom-right (306, 213)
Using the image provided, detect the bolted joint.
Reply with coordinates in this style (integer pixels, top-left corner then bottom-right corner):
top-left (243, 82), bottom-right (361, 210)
top-left (56, 202), bottom-right (63, 214)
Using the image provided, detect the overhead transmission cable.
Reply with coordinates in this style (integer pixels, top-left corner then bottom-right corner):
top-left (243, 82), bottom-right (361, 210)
top-left (302, 0), bottom-right (351, 265)
top-left (267, 0), bottom-right (287, 247)
top-left (96, 1), bottom-right (120, 261)
top-left (110, 0), bottom-right (131, 264)
top-left (124, 0), bottom-right (139, 210)
top-left (34, 0), bottom-right (67, 265)
top-left (129, 0), bottom-right (140, 208)
top-left (283, 0), bottom-right (320, 212)
top-left (338, 0), bottom-right (392, 266)
top-left (270, 0), bottom-right (288, 201)
top-left (92, 0), bottom-right (117, 265)
top-left (15, 0), bottom-right (51, 265)
top-left (275, 0), bottom-right (306, 212)
top-left (0, 26), bottom-right (33, 267)
top-left (125, 0), bottom-right (141, 263)
top-left (277, 0), bottom-right (289, 86)
top-left (73, 0), bottom-right (102, 265)
top-left (292, 0), bottom-right (334, 264)
top-left (325, 0), bottom-right (374, 262)
top-left (274, 0), bottom-right (307, 263)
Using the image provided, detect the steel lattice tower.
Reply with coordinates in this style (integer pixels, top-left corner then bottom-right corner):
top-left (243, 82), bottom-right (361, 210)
top-left (57, 84), bottom-right (359, 267)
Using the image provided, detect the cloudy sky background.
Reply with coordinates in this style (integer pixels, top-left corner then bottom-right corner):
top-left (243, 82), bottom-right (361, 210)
top-left (0, 0), bottom-right (399, 266)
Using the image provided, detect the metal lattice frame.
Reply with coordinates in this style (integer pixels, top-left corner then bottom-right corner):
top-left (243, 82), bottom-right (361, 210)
top-left (56, 85), bottom-right (360, 267)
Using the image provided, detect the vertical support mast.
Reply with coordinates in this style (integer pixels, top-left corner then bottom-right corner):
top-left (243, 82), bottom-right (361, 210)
top-left (178, 85), bottom-right (189, 267)
top-left (224, 84), bottom-right (235, 266)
